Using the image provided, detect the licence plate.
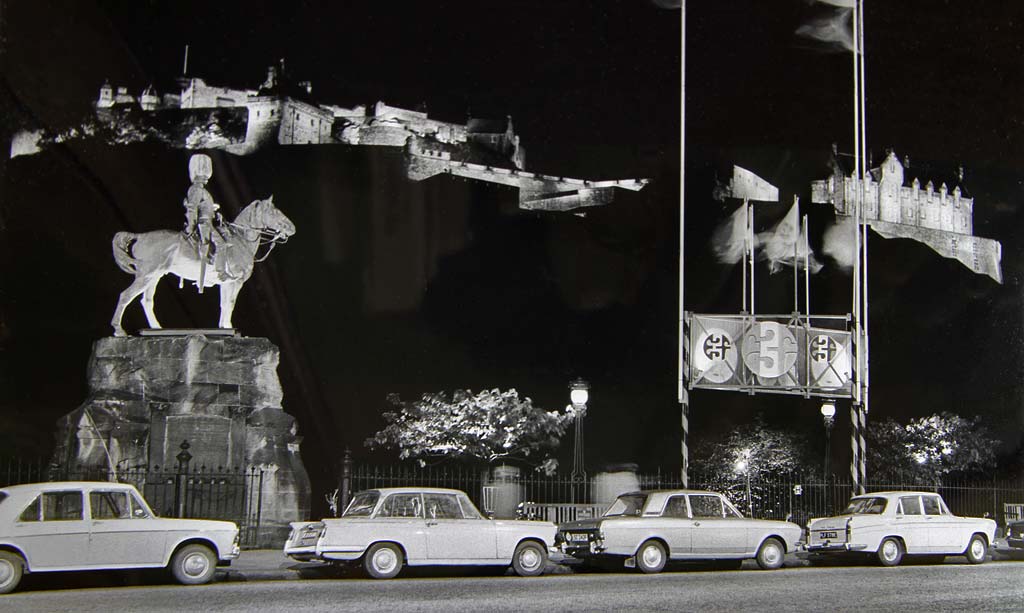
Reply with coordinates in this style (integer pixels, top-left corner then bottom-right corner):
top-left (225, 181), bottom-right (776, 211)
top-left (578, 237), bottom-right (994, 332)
top-left (819, 531), bottom-right (839, 540)
top-left (567, 532), bottom-right (590, 543)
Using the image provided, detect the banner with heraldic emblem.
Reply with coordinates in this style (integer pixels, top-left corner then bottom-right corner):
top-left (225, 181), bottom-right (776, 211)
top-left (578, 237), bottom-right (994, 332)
top-left (687, 314), bottom-right (853, 398)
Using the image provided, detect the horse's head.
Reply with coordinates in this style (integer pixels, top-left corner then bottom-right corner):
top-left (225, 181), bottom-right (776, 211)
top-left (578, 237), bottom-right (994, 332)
top-left (243, 195), bottom-right (296, 242)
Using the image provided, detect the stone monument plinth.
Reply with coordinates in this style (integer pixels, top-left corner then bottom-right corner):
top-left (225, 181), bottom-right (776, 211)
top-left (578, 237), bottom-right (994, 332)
top-left (51, 335), bottom-right (310, 546)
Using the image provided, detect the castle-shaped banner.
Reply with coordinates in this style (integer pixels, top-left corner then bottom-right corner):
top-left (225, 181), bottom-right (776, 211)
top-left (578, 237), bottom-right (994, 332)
top-left (811, 151), bottom-right (1002, 283)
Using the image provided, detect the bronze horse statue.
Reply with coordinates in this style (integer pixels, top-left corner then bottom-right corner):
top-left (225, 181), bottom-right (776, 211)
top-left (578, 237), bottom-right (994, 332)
top-left (110, 196), bottom-right (295, 336)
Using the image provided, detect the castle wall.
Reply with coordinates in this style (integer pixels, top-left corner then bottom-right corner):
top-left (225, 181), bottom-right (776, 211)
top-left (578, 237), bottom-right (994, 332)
top-left (278, 99), bottom-right (334, 145)
top-left (822, 153), bottom-right (974, 236)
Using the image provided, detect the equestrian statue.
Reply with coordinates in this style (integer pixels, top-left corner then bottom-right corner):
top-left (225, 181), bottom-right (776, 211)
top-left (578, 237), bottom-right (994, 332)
top-left (110, 154), bottom-right (295, 336)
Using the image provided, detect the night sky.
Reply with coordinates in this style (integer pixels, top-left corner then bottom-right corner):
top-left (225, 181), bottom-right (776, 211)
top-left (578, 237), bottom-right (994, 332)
top-left (1, 1), bottom-right (1022, 498)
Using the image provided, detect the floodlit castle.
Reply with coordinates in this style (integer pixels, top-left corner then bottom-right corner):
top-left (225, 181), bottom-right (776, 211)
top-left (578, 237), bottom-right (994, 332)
top-left (92, 60), bottom-right (646, 211)
top-left (95, 61), bottom-right (525, 166)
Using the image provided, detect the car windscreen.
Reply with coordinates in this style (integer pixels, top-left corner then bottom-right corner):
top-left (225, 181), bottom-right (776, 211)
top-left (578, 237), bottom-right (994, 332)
top-left (343, 491), bottom-right (380, 517)
top-left (604, 494), bottom-right (647, 517)
top-left (842, 496), bottom-right (887, 515)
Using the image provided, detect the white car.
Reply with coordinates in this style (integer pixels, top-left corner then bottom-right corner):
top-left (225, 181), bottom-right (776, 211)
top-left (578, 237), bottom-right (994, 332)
top-left (805, 491), bottom-right (996, 566)
top-left (556, 490), bottom-right (804, 573)
top-left (0, 481), bottom-right (240, 593)
top-left (284, 487), bottom-right (556, 579)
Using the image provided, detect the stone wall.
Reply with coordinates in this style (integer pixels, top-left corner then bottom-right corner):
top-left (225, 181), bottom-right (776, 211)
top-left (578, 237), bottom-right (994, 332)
top-left (52, 335), bottom-right (310, 546)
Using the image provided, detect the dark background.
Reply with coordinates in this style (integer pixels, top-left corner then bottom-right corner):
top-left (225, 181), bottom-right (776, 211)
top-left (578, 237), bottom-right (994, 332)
top-left (1, 1), bottom-right (1022, 500)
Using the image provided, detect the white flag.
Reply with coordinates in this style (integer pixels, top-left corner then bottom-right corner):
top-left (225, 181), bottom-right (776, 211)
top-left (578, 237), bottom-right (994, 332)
top-left (758, 199), bottom-right (823, 274)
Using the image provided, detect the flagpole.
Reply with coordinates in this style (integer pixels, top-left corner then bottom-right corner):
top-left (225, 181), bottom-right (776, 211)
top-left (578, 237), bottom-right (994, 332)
top-left (745, 201), bottom-right (753, 315)
top-left (850, 0), bottom-right (865, 496)
top-left (793, 197), bottom-right (799, 316)
top-left (678, 1), bottom-right (689, 487)
top-left (749, 201), bottom-right (756, 316)
top-left (857, 0), bottom-right (870, 492)
top-left (804, 214), bottom-right (810, 320)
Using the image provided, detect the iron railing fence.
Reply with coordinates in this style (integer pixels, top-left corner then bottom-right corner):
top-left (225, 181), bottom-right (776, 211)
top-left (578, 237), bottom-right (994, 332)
top-left (346, 462), bottom-right (1024, 527)
top-left (0, 458), bottom-right (266, 548)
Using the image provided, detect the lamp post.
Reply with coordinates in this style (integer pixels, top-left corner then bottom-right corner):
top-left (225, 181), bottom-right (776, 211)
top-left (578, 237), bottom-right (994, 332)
top-left (820, 401), bottom-right (836, 513)
top-left (820, 402), bottom-right (836, 479)
top-left (735, 449), bottom-right (752, 516)
top-left (569, 378), bottom-right (589, 486)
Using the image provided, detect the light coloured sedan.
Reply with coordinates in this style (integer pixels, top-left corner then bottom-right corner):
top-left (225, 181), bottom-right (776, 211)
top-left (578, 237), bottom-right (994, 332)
top-left (284, 487), bottom-right (556, 578)
top-left (556, 489), bottom-right (803, 573)
top-left (0, 481), bottom-right (240, 593)
top-left (806, 491), bottom-right (996, 566)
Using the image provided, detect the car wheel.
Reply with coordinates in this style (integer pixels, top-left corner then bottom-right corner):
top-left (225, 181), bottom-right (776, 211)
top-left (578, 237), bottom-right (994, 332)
top-left (877, 537), bottom-right (904, 567)
top-left (635, 539), bottom-right (667, 574)
top-left (965, 534), bottom-right (987, 564)
top-left (755, 537), bottom-right (785, 570)
top-left (0, 552), bottom-right (24, 594)
top-left (364, 542), bottom-right (403, 579)
top-left (511, 541), bottom-right (547, 577)
top-left (170, 544), bottom-right (217, 585)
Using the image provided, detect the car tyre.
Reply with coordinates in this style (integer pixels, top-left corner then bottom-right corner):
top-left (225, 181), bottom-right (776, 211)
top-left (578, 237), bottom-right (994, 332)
top-left (755, 537), bottom-right (785, 570)
top-left (511, 541), bottom-right (547, 577)
top-left (364, 542), bottom-right (403, 579)
top-left (877, 537), bottom-right (904, 567)
top-left (965, 534), bottom-right (987, 564)
top-left (635, 539), bottom-right (667, 574)
top-left (0, 551), bottom-right (24, 594)
top-left (170, 544), bottom-right (217, 585)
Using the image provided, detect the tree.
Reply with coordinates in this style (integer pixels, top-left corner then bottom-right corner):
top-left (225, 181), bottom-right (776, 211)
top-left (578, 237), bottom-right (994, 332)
top-left (365, 388), bottom-right (573, 473)
top-left (691, 415), bottom-right (813, 515)
top-left (866, 412), bottom-right (998, 486)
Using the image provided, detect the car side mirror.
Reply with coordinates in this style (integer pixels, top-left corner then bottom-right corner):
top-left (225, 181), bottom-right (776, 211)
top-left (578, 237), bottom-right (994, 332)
top-left (487, 511), bottom-right (495, 519)
top-left (134, 508), bottom-right (147, 518)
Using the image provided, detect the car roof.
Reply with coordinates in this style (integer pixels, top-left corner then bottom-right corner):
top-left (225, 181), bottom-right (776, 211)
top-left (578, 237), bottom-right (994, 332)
top-left (357, 487), bottom-right (470, 496)
top-left (855, 491), bottom-right (942, 498)
top-left (624, 489), bottom-right (725, 497)
top-left (0, 481), bottom-right (137, 495)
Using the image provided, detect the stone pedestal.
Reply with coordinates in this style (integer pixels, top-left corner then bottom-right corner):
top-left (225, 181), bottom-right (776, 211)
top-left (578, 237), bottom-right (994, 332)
top-left (51, 335), bottom-right (310, 546)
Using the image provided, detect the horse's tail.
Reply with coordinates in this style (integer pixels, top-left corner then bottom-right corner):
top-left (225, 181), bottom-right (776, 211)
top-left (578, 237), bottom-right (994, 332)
top-left (112, 231), bottom-right (139, 274)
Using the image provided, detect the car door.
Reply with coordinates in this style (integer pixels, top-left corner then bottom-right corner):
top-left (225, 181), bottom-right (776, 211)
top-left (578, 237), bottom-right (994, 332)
top-left (13, 490), bottom-right (91, 569)
top-left (88, 489), bottom-right (167, 566)
top-left (373, 492), bottom-right (427, 561)
top-left (658, 494), bottom-right (693, 556)
top-left (422, 492), bottom-right (497, 561)
top-left (688, 494), bottom-right (744, 555)
top-left (895, 495), bottom-right (929, 553)
top-left (921, 495), bottom-right (961, 553)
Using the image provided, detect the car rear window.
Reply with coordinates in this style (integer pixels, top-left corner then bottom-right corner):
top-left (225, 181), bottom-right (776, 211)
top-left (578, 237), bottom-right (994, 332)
top-left (605, 494), bottom-right (647, 517)
top-left (343, 491), bottom-right (380, 517)
top-left (843, 497), bottom-right (887, 515)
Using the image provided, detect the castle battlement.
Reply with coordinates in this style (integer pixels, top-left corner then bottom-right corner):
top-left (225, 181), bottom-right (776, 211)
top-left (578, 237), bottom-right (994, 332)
top-left (812, 150), bottom-right (973, 236)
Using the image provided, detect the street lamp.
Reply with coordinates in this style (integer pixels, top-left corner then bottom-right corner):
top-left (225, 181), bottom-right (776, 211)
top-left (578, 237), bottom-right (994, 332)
top-left (569, 378), bottom-right (589, 486)
top-left (820, 401), bottom-right (836, 481)
top-left (735, 449), bottom-right (752, 516)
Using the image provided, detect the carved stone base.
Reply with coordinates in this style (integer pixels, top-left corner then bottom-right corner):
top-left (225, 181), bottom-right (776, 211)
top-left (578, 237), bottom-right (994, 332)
top-left (51, 335), bottom-right (310, 546)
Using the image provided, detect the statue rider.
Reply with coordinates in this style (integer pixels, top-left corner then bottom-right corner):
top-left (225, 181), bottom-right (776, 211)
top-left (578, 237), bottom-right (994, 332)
top-left (183, 154), bottom-right (226, 289)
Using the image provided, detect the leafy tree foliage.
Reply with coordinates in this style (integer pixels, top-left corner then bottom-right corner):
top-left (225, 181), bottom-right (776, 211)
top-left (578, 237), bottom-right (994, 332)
top-left (691, 415), bottom-right (813, 514)
top-left (366, 388), bottom-right (573, 472)
top-left (867, 412), bottom-right (998, 486)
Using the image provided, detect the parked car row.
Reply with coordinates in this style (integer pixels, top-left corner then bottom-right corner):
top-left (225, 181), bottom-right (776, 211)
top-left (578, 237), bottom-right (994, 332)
top-left (282, 486), bottom-right (998, 579)
top-left (0, 481), bottom-right (1004, 593)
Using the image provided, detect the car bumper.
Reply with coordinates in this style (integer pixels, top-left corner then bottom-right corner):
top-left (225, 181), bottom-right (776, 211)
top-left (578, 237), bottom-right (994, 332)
top-left (558, 542), bottom-right (606, 557)
top-left (805, 543), bottom-right (868, 553)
